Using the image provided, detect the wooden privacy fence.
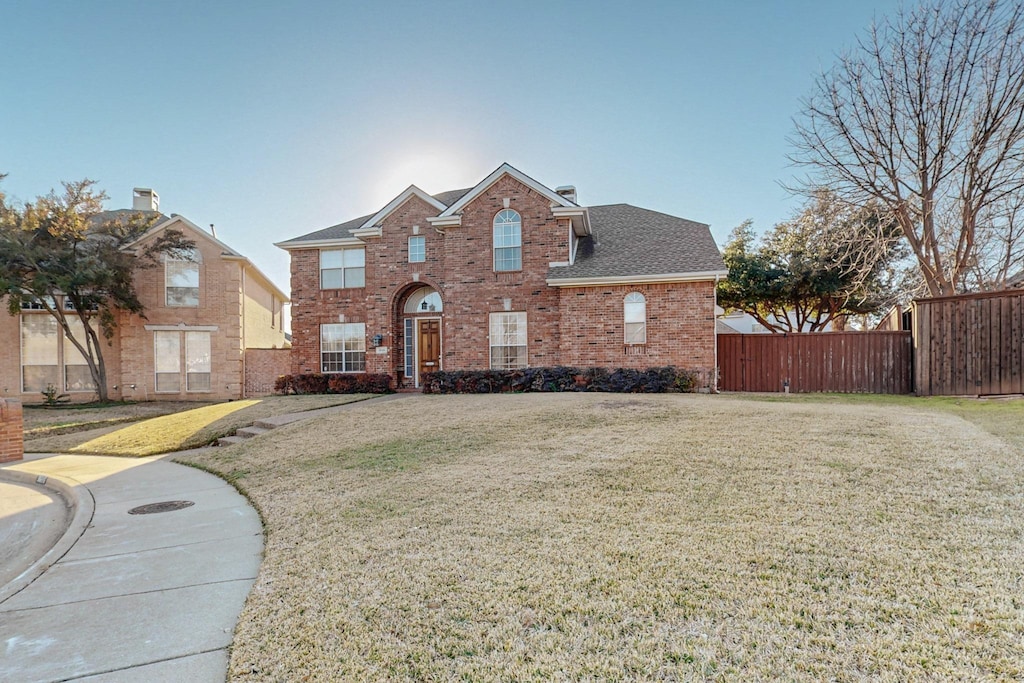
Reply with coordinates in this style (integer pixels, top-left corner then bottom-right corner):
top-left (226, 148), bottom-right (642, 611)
top-left (718, 331), bottom-right (913, 394)
top-left (913, 290), bottom-right (1024, 396)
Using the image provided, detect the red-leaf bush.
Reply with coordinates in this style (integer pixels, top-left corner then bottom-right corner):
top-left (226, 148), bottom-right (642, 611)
top-left (274, 373), bottom-right (394, 395)
top-left (421, 367), bottom-right (699, 394)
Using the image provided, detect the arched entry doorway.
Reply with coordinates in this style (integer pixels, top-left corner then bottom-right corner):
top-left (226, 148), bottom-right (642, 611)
top-left (398, 286), bottom-right (443, 387)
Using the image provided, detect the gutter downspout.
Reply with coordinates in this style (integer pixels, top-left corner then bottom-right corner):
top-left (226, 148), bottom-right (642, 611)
top-left (240, 264), bottom-right (246, 399)
top-left (713, 274), bottom-right (720, 394)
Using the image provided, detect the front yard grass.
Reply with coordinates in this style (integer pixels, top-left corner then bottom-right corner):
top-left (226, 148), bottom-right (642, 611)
top-left (177, 393), bottom-right (1024, 681)
top-left (23, 401), bottom-right (211, 438)
top-left (26, 395), bottom-right (374, 456)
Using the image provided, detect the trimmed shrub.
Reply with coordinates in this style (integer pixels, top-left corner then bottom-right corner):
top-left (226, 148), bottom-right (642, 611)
top-left (274, 373), bottom-right (394, 395)
top-left (421, 366), bottom-right (701, 394)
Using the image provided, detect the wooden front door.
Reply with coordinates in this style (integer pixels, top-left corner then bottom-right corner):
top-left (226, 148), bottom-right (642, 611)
top-left (417, 319), bottom-right (441, 383)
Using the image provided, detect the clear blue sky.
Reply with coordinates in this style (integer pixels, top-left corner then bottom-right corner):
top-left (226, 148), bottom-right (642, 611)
top-left (1, 0), bottom-right (902, 312)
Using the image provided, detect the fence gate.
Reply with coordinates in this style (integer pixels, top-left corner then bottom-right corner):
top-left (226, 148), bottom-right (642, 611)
top-left (718, 332), bottom-right (913, 394)
top-left (913, 290), bottom-right (1024, 396)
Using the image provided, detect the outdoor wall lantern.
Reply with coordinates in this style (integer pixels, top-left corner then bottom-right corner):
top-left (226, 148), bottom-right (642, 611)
top-left (372, 334), bottom-right (384, 347)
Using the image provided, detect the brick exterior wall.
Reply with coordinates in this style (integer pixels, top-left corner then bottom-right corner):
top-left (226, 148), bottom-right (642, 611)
top-left (244, 348), bottom-right (291, 397)
top-left (289, 174), bottom-right (720, 389)
top-left (558, 281), bottom-right (718, 388)
top-left (0, 399), bottom-right (24, 463)
top-left (0, 221), bottom-right (286, 404)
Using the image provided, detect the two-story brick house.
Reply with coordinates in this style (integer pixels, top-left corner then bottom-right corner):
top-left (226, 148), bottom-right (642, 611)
top-left (0, 189), bottom-right (289, 403)
top-left (278, 164), bottom-right (727, 389)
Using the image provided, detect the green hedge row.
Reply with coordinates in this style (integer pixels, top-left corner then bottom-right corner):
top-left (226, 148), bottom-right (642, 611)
top-left (421, 366), bottom-right (699, 394)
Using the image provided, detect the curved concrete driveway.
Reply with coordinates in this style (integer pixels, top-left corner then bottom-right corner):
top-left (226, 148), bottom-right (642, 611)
top-left (0, 480), bottom-right (70, 590)
top-left (0, 452), bottom-right (262, 682)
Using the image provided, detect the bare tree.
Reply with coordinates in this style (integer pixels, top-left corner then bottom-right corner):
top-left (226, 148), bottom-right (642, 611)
top-left (790, 0), bottom-right (1024, 296)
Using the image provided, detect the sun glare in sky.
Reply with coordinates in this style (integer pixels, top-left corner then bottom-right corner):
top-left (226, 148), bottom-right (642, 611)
top-left (371, 148), bottom-right (481, 206)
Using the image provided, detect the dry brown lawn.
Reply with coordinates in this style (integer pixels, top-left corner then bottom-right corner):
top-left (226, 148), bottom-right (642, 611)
top-left (26, 395), bottom-right (370, 454)
top-left (178, 393), bottom-right (1024, 681)
top-left (23, 401), bottom-right (208, 437)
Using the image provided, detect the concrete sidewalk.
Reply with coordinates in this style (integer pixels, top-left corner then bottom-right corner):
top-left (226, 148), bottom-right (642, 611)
top-left (0, 453), bottom-right (262, 682)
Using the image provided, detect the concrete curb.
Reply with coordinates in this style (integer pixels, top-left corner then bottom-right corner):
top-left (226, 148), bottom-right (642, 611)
top-left (0, 467), bottom-right (95, 604)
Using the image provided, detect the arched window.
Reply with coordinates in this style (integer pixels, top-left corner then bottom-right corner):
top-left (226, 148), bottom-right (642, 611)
top-left (624, 292), bottom-right (646, 344)
top-left (403, 286), bottom-right (443, 313)
top-left (493, 209), bottom-right (522, 271)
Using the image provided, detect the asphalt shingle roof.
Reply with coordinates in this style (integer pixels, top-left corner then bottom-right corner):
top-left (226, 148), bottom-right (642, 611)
top-left (432, 188), bottom-right (472, 206)
top-left (279, 193), bottom-right (726, 281)
top-left (277, 213), bottom-right (374, 245)
top-left (89, 209), bottom-right (169, 227)
top-left (549, 204), bottom-right (726, 280)
top-left (279, 188), bottom-right (474, 246)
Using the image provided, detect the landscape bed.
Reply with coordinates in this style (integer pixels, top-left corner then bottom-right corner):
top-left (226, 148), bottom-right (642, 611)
top-left (178, 393), bottom-right (1024, 680)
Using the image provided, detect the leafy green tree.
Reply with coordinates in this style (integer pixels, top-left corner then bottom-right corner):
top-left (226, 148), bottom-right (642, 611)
top-left (718, 192), bottom-right (905, 332)
top-left (0, 178), bottom-right (194, 401)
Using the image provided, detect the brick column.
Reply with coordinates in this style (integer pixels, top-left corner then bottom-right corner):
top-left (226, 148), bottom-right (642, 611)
top-left (0, 399), bottom-right (24, 463)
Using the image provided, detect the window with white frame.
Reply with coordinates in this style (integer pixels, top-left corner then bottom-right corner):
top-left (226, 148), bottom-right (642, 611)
top-left (321, 323), bottom-right (366, 372)
top-left (63, 317), bottom-right (97, 391)
top-left (21, 315), bottom-right (60, 392)
top-left (489, 312), bottom-right (527, 369)
top-left (20, 307), bottom-right (98, 393)
top-left (154, 330), bottom-right (212, 393)
top-left (165, 249), bottom-right (200, 307)
top-left (185, 331), bottom-right (212, 391)
top-left (408, 235), bottom-right (425, 263)
top-left (493, 209), bottom-right (522, 271)
top-left (320, 248), bottom-right (365, 289)
top-left (154, 331), bottom-right (181, 392)
top-left (624, 292), bottom-right (647, 344)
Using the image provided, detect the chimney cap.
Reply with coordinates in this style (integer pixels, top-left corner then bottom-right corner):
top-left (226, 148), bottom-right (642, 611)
top-left (555, 185), bottom-right (577, 203)
top-left (132, 187), bottom-right (159, 212)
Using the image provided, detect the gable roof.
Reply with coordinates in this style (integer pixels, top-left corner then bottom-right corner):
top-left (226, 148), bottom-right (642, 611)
top-left (547, 204), bottom-right (727, 284)
top-left (356, 185), bottom-right (447, 232)
top-left (433, 163), bottom-right (577, 222)
top-left (124, 214), bottom-right (242, 257)
top-left (121, 213), bottom-right (287, 302)
top-left (276, 187), bottom-right (475, 249)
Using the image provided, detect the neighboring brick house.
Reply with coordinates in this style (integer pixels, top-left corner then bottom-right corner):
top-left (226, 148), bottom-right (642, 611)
top-left (0, 189), bottom-right (289, 403)
top-left (277, 164), bottom-right (727, 389)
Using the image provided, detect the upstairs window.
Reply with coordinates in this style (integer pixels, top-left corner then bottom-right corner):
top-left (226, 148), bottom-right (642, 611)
top-left (321, 248), bottom-right (365, 289)
top-left (408, 236), bottom-right (425, 263)
top-left (624, 292), bottom-right (647, 344)
top-left (493, 209), bottom-right (522, 271)
top-left (166, 249), bottom-right (200, 307)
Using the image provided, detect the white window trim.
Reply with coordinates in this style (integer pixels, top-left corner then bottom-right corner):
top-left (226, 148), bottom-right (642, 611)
top-left (153, 330), bottom-right (182, 394)
top-left (165, 252), bottom-right (201, 308)
top-left (492, 209), bottom-right (522, 273)
top-left (320, 322), bottom-right (367, 373)
top-left (408, 235), bottom-right (426, 263)
top-left (488, 312), bottom-right (528, 370)
top-left (624, 292), bottom-right (647, 345)
top-left (320, 248), bottom-right (366, 290)
top-left (153, 330), bottom-right (214, 394)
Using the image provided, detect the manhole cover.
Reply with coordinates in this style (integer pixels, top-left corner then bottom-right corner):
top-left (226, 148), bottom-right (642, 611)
top-left (127, 500), bottom-right (195, 515)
